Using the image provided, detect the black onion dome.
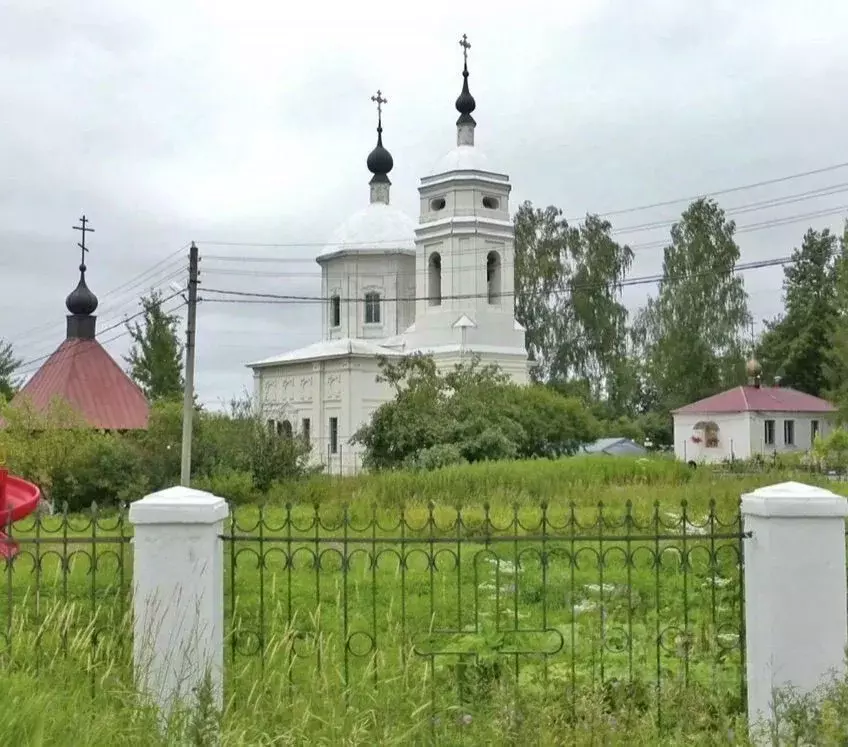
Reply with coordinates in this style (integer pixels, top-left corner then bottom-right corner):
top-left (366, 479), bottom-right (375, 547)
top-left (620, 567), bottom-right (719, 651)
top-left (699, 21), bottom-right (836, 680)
top-left (455, 64), bottom-right (476, 121)
top-left (66, 267), bottom-right (99, 316)
top-left (366, 129), bottom-right (394, 178)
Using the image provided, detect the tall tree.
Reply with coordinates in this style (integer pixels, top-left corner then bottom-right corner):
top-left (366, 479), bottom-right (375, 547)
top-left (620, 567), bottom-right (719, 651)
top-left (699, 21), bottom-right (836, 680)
top-left (757, 228), bottom-right (839, 396)
top-left (825, 223), bottom-right (848, 416)
top-left (513, 204), bottom-right (634, 396)
top-left (125, 290), bottom-right (184, 401)
top-left (637, 198), bottom-right (750, 411)
top-left (513, 202), bottom-right (573, 381)
top-left (568, 213), bottom-right (634, 403)
top-left (0, 339), bottom-right (22, 400)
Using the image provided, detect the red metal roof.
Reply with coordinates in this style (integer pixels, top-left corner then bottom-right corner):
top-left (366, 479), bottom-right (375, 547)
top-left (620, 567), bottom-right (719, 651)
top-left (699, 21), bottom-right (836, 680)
top-left (672, 385), bottom-right (836, 415)
top-left (9, 338), bottom-right (149, 429)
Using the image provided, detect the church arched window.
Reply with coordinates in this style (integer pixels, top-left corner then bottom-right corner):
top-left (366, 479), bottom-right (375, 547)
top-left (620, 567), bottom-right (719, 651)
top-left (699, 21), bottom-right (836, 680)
top-left (486, 251), bottom-right (501, 305)
top-left (364, 291), bottom-right (382, 324)
top-left (329, 295), bottom-right (341, 327)
top-left (428, 252), bottom-right (442, 307)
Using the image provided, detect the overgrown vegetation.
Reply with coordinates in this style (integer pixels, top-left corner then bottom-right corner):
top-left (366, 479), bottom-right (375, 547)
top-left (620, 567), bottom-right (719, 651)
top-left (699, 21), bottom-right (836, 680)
top-left (352, 355), bottom-right (599, 470)
top-left (0, 396), bottom-right (313, 511)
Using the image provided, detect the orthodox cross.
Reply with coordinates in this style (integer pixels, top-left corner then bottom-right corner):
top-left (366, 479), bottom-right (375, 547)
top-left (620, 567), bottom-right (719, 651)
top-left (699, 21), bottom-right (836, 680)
top-left (72, 214), bottom-right (94, 268)
top-left (371, 90), bottom-right (387, 124)
top-left (459, 34), bottom-right (471, 64)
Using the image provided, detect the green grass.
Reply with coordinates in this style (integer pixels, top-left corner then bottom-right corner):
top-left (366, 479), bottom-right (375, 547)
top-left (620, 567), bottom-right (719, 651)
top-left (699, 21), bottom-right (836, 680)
top-left (2, 455), bottom-right (847, 744)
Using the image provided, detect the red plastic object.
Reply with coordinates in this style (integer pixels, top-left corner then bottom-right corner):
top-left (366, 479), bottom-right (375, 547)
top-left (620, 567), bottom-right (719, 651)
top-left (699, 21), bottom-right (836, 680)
top-left (0, 468), bottom-right (41, 559)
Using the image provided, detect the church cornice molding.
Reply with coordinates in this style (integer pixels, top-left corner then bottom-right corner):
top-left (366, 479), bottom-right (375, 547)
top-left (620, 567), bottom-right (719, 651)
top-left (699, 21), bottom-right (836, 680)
top-left (415, 216), bottom-right (514, 242)
top-left (420, 172), bottom-right (510, 191)
top-left (316, 247), bottom-right (416, 264)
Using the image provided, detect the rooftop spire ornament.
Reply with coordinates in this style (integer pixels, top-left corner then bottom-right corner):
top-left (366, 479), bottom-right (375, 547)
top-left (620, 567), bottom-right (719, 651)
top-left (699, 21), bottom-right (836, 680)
top-left (366, 89), bottom-right (394, 203)
top-left (65, 215), bottom-right (99, 328)
top-left (455, 33), bottom-right (477, 143)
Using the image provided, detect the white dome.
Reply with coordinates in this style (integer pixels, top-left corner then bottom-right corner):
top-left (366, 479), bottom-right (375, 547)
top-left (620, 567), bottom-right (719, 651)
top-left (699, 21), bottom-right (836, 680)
top-left (430, 145), bottom-right (491, 175)
top-left (319, 202), bottom-right (416, 259)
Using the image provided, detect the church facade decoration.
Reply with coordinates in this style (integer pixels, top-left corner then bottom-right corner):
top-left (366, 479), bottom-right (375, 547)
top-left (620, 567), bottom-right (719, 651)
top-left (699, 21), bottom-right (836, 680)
top-left (248, 37), bottom-right (529, 474)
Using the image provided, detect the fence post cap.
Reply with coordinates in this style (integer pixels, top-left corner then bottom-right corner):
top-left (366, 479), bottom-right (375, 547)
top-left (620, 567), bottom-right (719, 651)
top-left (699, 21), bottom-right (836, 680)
top-left (741, 480), bottom-right (848, 518)
top-left (129, 485), bottom-right (230, 525)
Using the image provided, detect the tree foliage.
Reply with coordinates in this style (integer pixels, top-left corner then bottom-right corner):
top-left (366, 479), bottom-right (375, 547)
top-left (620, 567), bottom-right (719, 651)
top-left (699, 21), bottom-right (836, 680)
top-left (757, 228), bottom-right (839, 396)
top-left (513, 203), bottom-right (571, 381)
top-left (352, 355), bottom-right (598, 470)
top-left (0, 339), bottom-right (21, 401)
top-left (125, 290), bottom-right (184, 401)
top-left (513, 202), bottom-right (633, 401)
top-left (634, 198), bottom-right (750, 412)
top-left (825, 224), bottom-right (848, 418)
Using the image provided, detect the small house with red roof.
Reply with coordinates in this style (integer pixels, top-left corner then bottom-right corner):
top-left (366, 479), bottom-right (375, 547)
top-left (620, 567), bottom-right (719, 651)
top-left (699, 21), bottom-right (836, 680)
top-left (671, 360), bottom-right (835, 464)
top-left (8, 218), bottom-right (149, 430)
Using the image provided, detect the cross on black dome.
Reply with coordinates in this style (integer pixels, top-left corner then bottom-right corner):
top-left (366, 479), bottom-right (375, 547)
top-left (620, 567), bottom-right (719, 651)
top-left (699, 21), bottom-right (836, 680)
top-left (366, 90), bottom-right (394, 182)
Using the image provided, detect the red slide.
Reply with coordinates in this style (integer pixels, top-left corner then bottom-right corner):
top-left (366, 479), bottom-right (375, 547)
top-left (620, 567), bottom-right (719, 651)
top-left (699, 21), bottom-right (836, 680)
top-left (0, 467), bottom-right (41, 559)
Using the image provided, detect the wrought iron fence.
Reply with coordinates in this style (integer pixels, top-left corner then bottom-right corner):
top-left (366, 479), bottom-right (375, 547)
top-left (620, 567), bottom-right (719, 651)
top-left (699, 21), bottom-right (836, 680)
top-left (223, 499), bottom-right (749, 732)
top-left (0, 505), bottom-right (133, 694)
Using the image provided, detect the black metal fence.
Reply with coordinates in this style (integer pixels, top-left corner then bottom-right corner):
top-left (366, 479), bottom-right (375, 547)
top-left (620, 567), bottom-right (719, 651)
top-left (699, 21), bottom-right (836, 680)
top-left (222, 499), bottom-right (749, 731)
top-left (0, 505), bottom-right (133, 693)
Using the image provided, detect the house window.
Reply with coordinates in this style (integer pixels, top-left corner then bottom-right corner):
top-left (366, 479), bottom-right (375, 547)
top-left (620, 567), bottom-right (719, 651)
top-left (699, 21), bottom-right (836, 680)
top-left (783, 419), bottom-right (795, 446)
top-left (267, 419), bottom-right (275, 434)
top-left (764, 419), bottom-right (775, 446)
top-left (330, 295), bottom-right (341, 327)
top-left (428, 252), bottom-right (442, 307)
top-left (302, 417), bottom-right (311, 444)
top-left (486, 251), bottom-right (502, 304)
top-left (364, 292), bottom-right (381, 324)
top-left (329, 416), bottom-right (339, 454)
top-left (278, 419), bottom-right (293, 438)
top-left (811, 420), bottom-right (820, 442)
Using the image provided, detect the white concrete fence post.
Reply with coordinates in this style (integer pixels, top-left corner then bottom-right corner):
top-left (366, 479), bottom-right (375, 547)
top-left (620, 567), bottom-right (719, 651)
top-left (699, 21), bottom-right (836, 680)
top-left (129, 486), bottom-right (229, 716)
top-left (742, 481), bottom-right (848, 730)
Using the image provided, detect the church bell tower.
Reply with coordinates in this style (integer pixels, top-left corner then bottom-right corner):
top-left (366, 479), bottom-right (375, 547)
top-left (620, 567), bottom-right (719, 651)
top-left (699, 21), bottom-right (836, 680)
top-left (408, 35), bottom-right (526, 367)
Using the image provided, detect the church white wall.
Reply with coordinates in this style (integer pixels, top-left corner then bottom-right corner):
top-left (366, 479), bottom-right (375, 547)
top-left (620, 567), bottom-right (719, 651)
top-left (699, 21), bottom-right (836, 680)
top-left (254, 354), bottom-right (395, 476)
top-left (321, 253), bottom-right (415, 342)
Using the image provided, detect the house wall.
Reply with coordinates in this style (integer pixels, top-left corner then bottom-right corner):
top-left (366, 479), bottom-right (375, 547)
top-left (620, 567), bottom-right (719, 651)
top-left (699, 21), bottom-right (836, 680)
top-left (674, 412), bottom-right (752, 464)
top-left (747, 412), bottom-right (834, 455)
top-left (673, 410), bottom-right (836, 464)
top-left (254, 355), bottom-right (392, 476)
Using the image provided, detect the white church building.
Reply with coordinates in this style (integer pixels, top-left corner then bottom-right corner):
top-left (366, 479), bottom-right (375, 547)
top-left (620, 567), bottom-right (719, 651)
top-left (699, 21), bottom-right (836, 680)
top-left (247, 37), bottom-right (529, 474)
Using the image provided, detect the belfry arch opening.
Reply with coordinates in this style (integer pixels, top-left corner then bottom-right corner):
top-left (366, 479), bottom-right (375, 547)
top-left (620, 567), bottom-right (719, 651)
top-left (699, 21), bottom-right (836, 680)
top-left (486, 251), bottom-right (502, 305)
top-left (428, 252), bottom-right (442, 306)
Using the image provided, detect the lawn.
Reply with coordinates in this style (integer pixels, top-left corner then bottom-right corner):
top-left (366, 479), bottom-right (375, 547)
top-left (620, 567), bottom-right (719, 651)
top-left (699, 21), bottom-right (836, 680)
top-left (1, 456), bottom-right (844, 744)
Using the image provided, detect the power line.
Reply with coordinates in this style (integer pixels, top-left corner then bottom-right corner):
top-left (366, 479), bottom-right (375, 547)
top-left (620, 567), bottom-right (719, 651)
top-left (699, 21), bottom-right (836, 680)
top-left (195, 196), bottom-right (848, 265)
top-left (200, 254), bottom-right (791, 306)
top-left (6, 247), bottom-right (188, 348)
top-left (14, 292), bottom-right (187, 378)
top-left (576, 160), bottom-right (848, 221)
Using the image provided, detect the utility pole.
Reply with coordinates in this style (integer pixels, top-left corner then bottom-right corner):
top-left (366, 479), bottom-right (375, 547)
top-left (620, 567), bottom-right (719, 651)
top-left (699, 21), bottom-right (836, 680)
top-left (180, 242), bottom-right (200, 486)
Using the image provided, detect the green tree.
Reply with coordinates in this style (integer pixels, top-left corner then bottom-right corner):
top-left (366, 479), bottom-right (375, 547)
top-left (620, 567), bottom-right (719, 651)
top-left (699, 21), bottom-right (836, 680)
top-left (0, 339), bottom-right (21, 400)
top-left (513, 203), bottom-right (634, 398)
top-left (568, 214), bottom-right (634, 405)
top-left (513, 202), bottom-right (573, 381)
top-left (636, 198), bottom-right (751, 412)
top-left (825, 223), bottom-right (848, 416)
top-left (757, 228), bottom-right (839, 396)
top-left (125, 290), bottom-right (184, 401)
top-left (352, 355), bottom-right (597, 470)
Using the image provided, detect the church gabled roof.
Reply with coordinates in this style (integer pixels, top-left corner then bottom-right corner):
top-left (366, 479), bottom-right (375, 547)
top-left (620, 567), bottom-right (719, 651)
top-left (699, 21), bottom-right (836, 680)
top-left (8, 215), bottom-right (149, 430)
top-left (671, 385), bottom-right (835, 415)
top-left (12, 338), bottom-right (149, 429)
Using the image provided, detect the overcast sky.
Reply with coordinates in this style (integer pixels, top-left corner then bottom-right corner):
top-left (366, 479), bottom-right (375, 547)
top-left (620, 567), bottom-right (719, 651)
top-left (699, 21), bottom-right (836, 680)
top-left (2, 0), bottom-right (847, 407)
